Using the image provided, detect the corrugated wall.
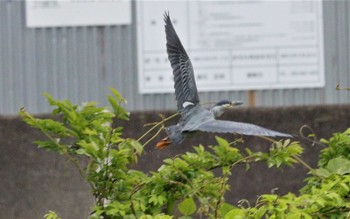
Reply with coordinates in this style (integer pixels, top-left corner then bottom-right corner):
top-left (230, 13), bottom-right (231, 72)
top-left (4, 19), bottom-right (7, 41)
top-left (0, 1), bottom-right (349, 115)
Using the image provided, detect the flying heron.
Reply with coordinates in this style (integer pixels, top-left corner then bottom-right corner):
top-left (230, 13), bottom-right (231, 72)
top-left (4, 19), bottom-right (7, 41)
top-left (156, 12), bottom-right (292, 149)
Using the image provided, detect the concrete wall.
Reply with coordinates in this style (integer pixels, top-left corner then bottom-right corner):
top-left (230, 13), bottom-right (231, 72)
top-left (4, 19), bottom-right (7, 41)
top-left (1, 105), bottom-right (350, 218)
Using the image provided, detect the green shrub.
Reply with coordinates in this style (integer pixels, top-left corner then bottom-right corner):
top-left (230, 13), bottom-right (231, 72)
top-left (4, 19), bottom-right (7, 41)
top-left (20, 89), bottom-right (349, 218)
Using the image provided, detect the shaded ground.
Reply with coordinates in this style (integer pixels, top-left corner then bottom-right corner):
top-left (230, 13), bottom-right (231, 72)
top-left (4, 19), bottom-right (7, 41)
top-left (1, 105), bottom-right (349, 218)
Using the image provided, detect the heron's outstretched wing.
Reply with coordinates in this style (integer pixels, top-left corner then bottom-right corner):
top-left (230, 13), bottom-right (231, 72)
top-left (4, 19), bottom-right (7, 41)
top-left (164, 12), bottom-right (200, 111)
top-left (195, 120), bottom-right (292, 137)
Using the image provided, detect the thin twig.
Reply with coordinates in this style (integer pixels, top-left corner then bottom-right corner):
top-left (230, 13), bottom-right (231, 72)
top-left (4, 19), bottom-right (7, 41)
top-left (257, 135), bottom-right (276, 143)
top-left (292, 155), bottom-right (313, 172)
top-left (129, 182), bottom-right (146, 216)
top-left (299, 125), bottom-right (326, 148)
top-left (214, 177), bottom-right (228, 219)
top-left (336, 84), bottom-right (350, 91)
top-left (102, 142), bottom-right (112, 210)
top-left (137, 113), bottom-right (179, 142)
top-left (141, 125), bottom-right (165, 148)
top-left (207, 154), bottom-right (257, 171)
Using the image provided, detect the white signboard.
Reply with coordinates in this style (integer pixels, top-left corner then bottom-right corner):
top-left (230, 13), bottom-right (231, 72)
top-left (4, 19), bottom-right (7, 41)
top-left (26, 0), bottom-right (131, 27)
top-left (137, 1), bottom-right (324, 93)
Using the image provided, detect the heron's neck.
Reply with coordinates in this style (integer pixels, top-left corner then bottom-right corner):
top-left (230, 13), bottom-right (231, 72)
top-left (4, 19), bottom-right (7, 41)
top-left (210, 105), bottom-right (227, 118)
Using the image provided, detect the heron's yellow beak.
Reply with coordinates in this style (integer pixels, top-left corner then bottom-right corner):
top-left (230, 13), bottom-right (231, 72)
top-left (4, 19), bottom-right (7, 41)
top-left (230, 101), bottom-right (243, 107)
top-left (156, 137), bottom-right (172, 149)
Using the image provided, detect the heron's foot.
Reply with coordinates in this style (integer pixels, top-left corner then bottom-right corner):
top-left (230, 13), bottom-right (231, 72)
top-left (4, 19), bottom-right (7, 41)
top-left (156, 137), bottom-right (172, 149)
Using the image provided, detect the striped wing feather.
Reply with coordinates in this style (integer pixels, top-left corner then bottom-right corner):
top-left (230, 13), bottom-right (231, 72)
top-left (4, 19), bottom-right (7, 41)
top-left (196, 120), bottom-right (292, 137)
top-left (164, 12), bottom-right (200, 111)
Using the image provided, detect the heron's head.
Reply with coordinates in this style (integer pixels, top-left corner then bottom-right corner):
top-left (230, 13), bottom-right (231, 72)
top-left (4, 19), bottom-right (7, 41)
top-left (210, 100), bottom-right (243, 118)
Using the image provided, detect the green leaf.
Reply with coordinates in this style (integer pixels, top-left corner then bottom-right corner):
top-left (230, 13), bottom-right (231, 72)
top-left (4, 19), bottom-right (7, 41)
top-left (34, 140), bottom-right (65, 154)
top-left (19, 108), bottom-right (34, 125)
top-left (222, 166), bottom-right (231, 175)
top-left (82, 128), bottom-right (98, 136)
top-left (313, 168), bottom-right (331, 178)
top-left (76, 140), bottom-right (98, 157)
top-left (245, 163), bottom-right (251, 171)
top-left (178, 197), bottom-right (197, 216)
top-left (43, 211), bottom-right (61, 219)
top-left (254, 206), bottom-right (268, 218)
top-left (283, 139), bottom-right (291, 147)
top-left (326, 157), bottom-right (350, 175)
top-left (245, 148), bottom-right (253, 155)
top-left (43, 93), bottom-right (56, 105)
top-left (128, 138), bottom-right (143, 156)
top-left (215, 136), bottom-right (230, 147)
top-left (173, 158), bottom-right (189, 169)
top-left (224, 209), bottom-right (246, 219)
top-left (154, 215), bottom-right (174, 219)
top-left (220, 202), bottom-right (235, 216)
top-left (109, 87), bottom-right (125, 102)
top-left (108, 88), bottom-right (129, 120)
top-left (139, 215), bottom-right (153, 219)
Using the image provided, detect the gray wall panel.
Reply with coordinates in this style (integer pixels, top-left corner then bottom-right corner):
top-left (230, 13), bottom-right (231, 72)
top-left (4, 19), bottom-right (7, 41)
top-left (0, 1), bottom-right (349, 115)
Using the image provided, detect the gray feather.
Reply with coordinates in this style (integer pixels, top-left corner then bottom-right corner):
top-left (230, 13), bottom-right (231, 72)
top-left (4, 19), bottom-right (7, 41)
top-left (195, 119), bottom-right (292, 137)
top-left (164, 12), bottom-right (200, 112)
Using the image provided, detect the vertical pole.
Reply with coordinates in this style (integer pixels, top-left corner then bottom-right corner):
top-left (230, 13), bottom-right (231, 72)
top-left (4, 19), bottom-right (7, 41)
top-left (248, 90), bottom-right (256, 107)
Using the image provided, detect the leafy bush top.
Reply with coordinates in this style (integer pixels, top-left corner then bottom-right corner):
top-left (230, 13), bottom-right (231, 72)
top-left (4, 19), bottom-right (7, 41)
top-left (20, 89), bottom-right (350, 219)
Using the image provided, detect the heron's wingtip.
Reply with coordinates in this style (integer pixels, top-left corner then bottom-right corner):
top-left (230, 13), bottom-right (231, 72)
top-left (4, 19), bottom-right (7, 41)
top-left (163, 11), bottom-right (170, 22)
top-left (275, 133), bottom-right (294, 138)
